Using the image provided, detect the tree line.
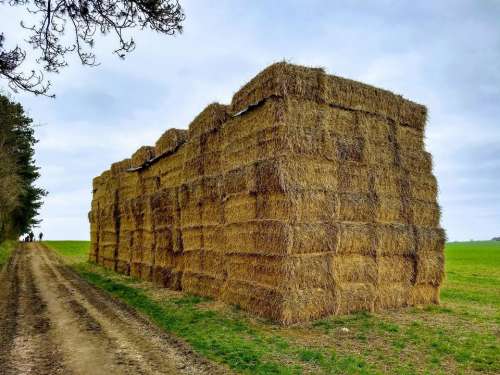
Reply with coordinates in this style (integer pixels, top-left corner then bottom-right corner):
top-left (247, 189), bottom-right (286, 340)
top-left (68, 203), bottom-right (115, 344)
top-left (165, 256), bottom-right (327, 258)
top-left (0, 94), bottom-right (45, 242)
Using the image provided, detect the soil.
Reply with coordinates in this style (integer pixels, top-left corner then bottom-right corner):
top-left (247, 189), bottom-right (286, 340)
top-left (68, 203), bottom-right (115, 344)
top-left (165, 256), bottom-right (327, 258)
top-left (0, 243), bottom-right (230, 375)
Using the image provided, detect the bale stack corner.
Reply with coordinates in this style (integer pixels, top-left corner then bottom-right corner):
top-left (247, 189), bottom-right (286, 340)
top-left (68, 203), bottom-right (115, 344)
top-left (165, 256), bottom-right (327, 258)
top-left (89, 62), bottom-right (445, 324)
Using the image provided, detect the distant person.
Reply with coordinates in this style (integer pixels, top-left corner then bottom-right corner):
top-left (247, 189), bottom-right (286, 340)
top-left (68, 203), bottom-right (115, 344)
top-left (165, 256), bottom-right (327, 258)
top-left (39, 232), bottom-right (43, 242)
top-left (29, 231), bottom-right (34, 242)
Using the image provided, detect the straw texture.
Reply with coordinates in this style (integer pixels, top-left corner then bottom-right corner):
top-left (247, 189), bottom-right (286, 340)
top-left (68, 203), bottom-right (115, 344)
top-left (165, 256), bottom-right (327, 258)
top-left (89, 62), bottom-right (445, 324)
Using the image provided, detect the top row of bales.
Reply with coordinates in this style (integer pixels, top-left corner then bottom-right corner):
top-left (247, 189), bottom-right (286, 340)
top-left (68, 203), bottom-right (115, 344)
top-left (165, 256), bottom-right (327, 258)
top-left (89, 62), bottom-right (445, 324)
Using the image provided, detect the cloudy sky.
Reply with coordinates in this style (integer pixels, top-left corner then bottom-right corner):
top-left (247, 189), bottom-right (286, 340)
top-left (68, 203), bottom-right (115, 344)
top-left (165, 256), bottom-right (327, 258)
top-left (1, 0), bottom-right (499, 241)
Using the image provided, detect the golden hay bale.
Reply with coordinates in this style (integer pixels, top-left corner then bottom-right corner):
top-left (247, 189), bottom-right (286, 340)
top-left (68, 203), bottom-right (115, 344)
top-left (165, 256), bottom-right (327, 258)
top-left (130, 145), bottom-right (155, 168)
top-left (408, 284), bottom-right (440, 305)
top-left (231, 62), bottom-right (426, 130)
top-left (90, 62), bottom-right (444, 324)
top-left (333, 254), bottom-right (377, 284)
top-left (335, 282), bottom-right (376, 314)
top-left (378, 256), bottom-right (414, 283)
top-left (376, 283), bottom-right (410, 309)
top-left (155, 128), bottom-right (188, 155)
top-left (111, 158), bottom-right (132, 175)
top-left (188, 103), bottom-right (229, 138)
top-left (375, 224), bottom-right (415, 256)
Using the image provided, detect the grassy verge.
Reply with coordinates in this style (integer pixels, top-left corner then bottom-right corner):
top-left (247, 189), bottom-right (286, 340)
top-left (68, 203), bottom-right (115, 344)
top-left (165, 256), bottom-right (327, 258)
top-left (0, 240), bottom-right (16, 269)
top-left (45, 240), bottom-right (500, 375)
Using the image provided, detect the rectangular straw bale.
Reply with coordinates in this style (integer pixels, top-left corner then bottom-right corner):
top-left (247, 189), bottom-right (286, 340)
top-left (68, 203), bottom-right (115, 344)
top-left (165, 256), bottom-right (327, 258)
top-left (399, 150), bottom-right (433, 174)
top-left (290, 223), bottom-right (337, 254)
top-left (332, 254), bottom-right (377, 284)
top-left (179, 179), bottom-right (204, 208)
top-left (415, 227), bottom-right (446, 253)
top-left (224, 221), bottom-right (290, 255)
top-left (226, 254), bottom-right (285, 287)
top-left (224, 193), bottom-right (257, 223)
top-left (378, 256), bottom-right (414, 283)
top-left (188, 103), bottom-right (228, 139)
top-left (182, 271), bottom-right (224, 299)
top-left (201, 150), bottom-right (221, 176)
top-left (337, 192), bottom-right (374, 222)
top-left (335, 136), bottom-right (364, 163)
top-left (131, 146), bottom-right (155, 168)
top-left (284, 254), bottom-right (334, 289)
top-left (375, 195), bottom-right (405, 224)
top-left (336, 222), bottom-right (374, 255)
top-left (335, 282), bottom-right (376, 314)
top-left (221, 279), bottom-right (285, 321)
top-left (408, 284), bottom-right (440, 305)
top-left (231, 63), bottom-right (426, 129)
top-left (376, 283), bottom-right (410, 309)
top-left (202, 250), bottom-right (227, 276)
top-left (152, 266), bottom-right (182, 290)
top-left (415, 251), bottom-right (445, 285)
top-left (203, 225), bottom-right (224, 251)
top-left (337, 162), bottom-right (370, 193)
top-left (282, 288), bottom-right (336, 324)
top-left (222, 166), bottom-right (254, 195)
top-left (375, 224), bottom-right (415, 256)
top-left (357, 112), bottom-right (391, 144)
top-left (130, 262), bottom-right (142, 278)
top-left (230, 63), bottom-right (326, 115)
top-left (373, 168), bottom-right (404, 197)
top-left (155, 128), bottom-right (188, 155)
top-left (111, 158), bottom-right (132, 174)
top-left (180, 202), bottom-right (201, 227)
top-left (363, 140), bottom-right (396, 166)
top-left (409, 174), bottom-right (438, 202)
top-left (181, 225), bottom-right (203, 252)
top-left (315, 101), bottom-right (358, 138)
top-left (222, 127), bottom-right (284, 172)
top-left (396, 125), bottom-right (424, 152)
top-left (201, 201), bottom-right (224, 225)
top-left (280, 157), bottom-right (339, 191)
top-left (256, 191), bottom-right (337, 223)
top-left (101, 257), bottom-right (116, 271)
top-left (410, 200), bottom-right (441, 227)
top-left (116, 260), bottom-right (130, 275)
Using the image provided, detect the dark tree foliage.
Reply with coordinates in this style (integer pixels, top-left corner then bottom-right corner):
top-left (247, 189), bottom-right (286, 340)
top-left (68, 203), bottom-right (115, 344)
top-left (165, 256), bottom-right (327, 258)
top-left (0, 0), bottom-right (185, 96)
top-left (0, 94), bottom-right (46, 241)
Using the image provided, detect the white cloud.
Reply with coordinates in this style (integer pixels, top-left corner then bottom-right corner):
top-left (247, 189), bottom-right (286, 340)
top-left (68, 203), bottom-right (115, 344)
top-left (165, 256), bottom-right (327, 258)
top-left (2, 1), bottom-right (499, 241)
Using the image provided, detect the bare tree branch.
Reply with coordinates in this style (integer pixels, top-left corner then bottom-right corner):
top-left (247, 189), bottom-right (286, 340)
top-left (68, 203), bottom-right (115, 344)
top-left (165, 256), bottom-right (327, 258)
top-left (0, 0), bottom-right (185, 96)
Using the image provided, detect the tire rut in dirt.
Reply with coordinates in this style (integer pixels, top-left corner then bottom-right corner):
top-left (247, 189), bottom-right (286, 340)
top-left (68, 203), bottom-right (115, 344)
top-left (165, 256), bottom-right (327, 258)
top-left (39, 244), bottom-right (231, 375)
top-left (0, 249), bottom-right (20, 375)
top-left (0, 246), bottom-right (67, 375)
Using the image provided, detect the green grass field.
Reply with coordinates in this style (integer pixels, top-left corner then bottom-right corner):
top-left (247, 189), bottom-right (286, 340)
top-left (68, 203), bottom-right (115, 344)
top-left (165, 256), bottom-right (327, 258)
top-left (0, 240), bottom-right (16, 269)
top-left (43, 240), bottom-right (500, 375)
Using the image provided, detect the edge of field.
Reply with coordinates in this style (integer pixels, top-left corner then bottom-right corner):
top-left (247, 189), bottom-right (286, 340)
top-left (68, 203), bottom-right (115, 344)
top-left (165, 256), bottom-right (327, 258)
top-left (44, 240), bottom-right (500, 375)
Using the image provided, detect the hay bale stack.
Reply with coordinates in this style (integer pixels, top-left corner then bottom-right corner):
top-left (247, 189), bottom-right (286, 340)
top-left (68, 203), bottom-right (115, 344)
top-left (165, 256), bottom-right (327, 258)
top-left (89, 62), bottom-right (445, 324)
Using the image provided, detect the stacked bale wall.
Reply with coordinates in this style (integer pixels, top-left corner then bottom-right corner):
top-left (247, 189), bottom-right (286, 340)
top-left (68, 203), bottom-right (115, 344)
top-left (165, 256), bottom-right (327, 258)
top-left (89, 63), bottom-right (445, 324)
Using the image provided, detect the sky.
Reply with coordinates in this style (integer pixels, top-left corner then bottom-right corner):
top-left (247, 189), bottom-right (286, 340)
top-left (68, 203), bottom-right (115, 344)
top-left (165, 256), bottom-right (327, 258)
top-left (1, 0), bottom-right (499, 241)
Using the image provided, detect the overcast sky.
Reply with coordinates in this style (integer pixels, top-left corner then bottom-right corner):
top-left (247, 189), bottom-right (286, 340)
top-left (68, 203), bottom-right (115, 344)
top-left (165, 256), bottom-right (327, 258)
top-left (1, 0), bottom-right (499, 241)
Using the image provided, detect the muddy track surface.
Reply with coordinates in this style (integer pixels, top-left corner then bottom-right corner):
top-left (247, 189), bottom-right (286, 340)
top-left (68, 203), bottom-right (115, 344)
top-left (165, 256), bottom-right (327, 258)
top-left (0, 243), bottom-right (230, 375)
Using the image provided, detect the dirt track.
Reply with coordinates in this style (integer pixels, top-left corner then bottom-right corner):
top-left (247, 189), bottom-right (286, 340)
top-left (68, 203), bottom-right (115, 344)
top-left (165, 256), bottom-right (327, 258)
top-left (0, 243), bottom-right (229, 375)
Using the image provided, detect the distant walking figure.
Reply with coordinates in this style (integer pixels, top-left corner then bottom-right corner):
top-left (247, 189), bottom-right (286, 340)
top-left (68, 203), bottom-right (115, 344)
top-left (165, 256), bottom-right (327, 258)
top-left (29, 231), bottom-right (34, 242)
top-left (39, 232), bottom-right (43, 242)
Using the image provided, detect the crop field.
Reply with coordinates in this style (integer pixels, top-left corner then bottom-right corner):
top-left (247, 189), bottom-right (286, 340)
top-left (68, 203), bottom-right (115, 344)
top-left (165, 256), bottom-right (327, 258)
top-left (43, 240), bottom-right (500, 375)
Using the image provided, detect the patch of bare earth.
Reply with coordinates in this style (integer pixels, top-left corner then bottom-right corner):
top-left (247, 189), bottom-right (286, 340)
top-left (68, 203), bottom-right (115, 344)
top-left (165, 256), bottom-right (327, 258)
top-left (0, 243), bottom-right (231, 375)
